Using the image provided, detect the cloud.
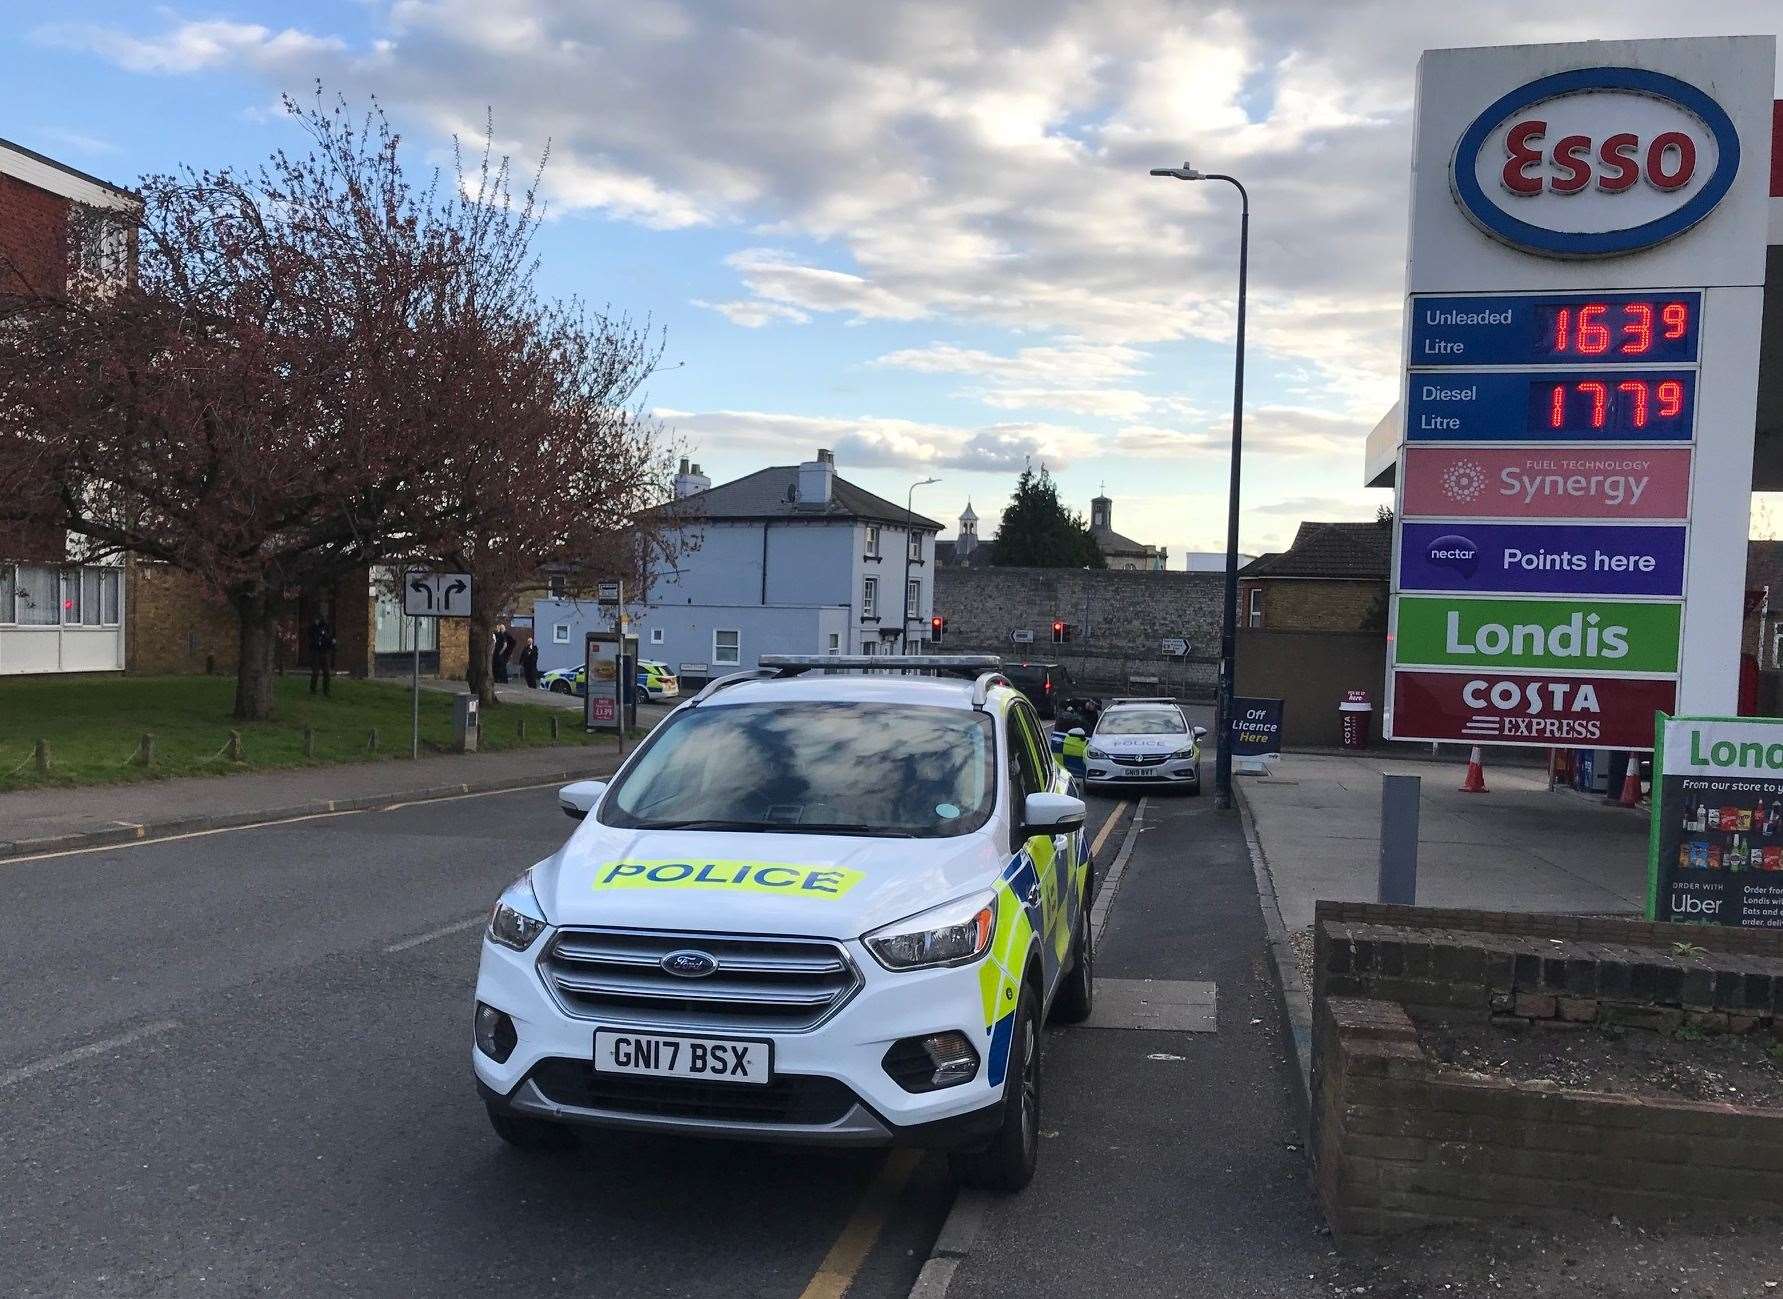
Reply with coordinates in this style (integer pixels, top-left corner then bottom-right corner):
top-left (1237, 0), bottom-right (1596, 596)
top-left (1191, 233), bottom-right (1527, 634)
top-left (653, 406), bottom-right (1100, 473)
top-left (873, 342), bottom-right (1146, 384)
top-left (691, 298), bottom-right (811, 328)
top-left (40, 19), bottom-right (344, 73)
top-left (1116, 404), bottom-right (1370, 459)
top-left (975, 387), bottom-right (1154, 418)
top-left (725, 248), bottom-right (927, 322)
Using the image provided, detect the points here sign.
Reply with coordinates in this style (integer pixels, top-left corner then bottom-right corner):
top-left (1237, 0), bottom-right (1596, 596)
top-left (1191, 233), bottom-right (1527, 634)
top-left (1384, 35), bottom-right (1774, 752)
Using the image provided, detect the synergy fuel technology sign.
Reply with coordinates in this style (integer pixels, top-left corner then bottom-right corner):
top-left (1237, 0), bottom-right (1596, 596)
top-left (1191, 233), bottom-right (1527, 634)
top-left (1384, 36), bottom-right (1772, 751)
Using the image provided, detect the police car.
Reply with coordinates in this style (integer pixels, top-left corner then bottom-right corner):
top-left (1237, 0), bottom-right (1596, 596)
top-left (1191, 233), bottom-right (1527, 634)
top-left (1084, 697), bottom-right (1205, 792)
top-left (540, 659), bottom-right (680, 701)
top-left (473, 655), bottom-right (1093, 1192)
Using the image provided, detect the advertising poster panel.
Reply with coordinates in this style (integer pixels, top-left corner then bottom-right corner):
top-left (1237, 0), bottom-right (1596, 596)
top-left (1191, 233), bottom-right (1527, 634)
top-left (1651, 715), bottom-right (1783, 928)
top-left (1228, 697), bottom-right (1285, 758)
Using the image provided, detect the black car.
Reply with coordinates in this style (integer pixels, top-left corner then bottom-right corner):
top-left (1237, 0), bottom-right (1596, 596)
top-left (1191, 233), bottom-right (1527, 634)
top-left (1001, 660), bottom-right (1093, 722)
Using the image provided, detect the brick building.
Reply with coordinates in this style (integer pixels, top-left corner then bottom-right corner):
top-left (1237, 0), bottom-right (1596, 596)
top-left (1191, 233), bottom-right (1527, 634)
top-left (0, 138), bottom-right (140, 677)
top-left (1237, 521), bottom-right (1392, 633)
top-left (1235, 520), bottom-right (1393, 747)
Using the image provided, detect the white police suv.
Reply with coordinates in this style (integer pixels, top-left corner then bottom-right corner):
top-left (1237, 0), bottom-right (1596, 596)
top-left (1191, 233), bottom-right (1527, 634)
top-left (1084, 697), bottom-right (1205, 792)
top-left (473, 655), bottom-right (1093, 1192)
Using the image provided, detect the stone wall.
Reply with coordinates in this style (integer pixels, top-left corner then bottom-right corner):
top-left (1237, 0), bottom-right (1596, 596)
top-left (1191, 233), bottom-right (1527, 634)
top-left (934, 565), bottom-right (1221, 696)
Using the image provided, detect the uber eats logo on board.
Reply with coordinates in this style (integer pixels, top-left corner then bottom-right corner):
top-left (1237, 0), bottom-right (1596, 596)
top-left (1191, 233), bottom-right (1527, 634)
top-left (1395, 596), bottom-right (1681, 673)
top-left (593, 859), bottom-right (865, 898)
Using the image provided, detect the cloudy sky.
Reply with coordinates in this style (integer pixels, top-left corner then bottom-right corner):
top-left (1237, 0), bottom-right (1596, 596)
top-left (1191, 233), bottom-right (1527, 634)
top-left (11, 2), bottom-right (1780, 559)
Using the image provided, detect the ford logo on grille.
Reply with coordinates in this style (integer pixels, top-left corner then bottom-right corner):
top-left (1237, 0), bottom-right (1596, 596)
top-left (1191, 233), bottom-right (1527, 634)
top-left (661, 949), bottom-right (719, 979)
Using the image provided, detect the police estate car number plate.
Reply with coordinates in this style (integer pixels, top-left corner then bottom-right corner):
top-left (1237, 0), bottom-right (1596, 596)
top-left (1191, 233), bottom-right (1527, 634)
top-left (593, 1030), bottom-right (772, 1086)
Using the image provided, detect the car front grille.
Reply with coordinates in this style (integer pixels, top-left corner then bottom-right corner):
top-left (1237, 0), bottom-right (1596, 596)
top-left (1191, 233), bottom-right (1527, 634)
top-left (529, 1058), bottom-right (859, 1125)
top-left (539, 928), bottom-right (862, 1032)
top-left (1111, 754), bottom-right (1167, 767)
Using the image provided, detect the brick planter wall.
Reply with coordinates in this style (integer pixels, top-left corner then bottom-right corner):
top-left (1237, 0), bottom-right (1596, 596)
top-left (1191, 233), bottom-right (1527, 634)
top-left (1316, 996), bottom-right (1783, 1234)
top-left (1310, 903), bottom-right (1783, 1235)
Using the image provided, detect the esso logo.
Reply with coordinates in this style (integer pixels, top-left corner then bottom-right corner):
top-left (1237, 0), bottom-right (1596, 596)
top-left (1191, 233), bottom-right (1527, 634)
top-left (1451, 66), bottom-right (1740, 257)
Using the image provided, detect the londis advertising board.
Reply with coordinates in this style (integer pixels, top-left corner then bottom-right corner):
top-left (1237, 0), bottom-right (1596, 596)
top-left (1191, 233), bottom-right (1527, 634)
top-left (1650, 715), bottom-right (1783, 928)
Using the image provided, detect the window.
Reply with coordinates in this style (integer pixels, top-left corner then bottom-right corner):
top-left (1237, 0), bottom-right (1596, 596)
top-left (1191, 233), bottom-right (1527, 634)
top-left (1247, 587), bottom-right (1262, 628)
top-left (102, 570), bottom-right (120, 624)
top-left (599, 701), bottom-right (996, 838)
top-left (713, 628), bottom-right (740, 666)
top-left (553, 623), bottom-right (571, 644)
top-left (0, 565), bottom-right (11, 624)
top-left (827, 632), bottom-right (841, 655)
top-left (862, 576), bottom-right (878, 618)
top-left (14, 566), bottom-right (57, 625)
top-left (906, 579), bottom-right (920, 618)
top-left (59, 569), bottom-right (81, 624)
top-left (650, 627), bottom-right (665, 645)
top-left (865, 526), bottom-right (881, 558)
top-left (1007, 703), bottom-right (1049, 805)
top-left (860, 640), bottom-right (878, 656)
top-left (908, 531), bottom-right (921, 561)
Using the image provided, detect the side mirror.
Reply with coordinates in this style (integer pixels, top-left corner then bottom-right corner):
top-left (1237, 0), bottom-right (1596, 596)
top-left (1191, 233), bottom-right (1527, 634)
top-left (1193, 726), bottom-right (1208, 739)
top-left (1068, 728), bottom-right (1086, 738)
top-left (1023, 791), bottom-right (1086, 836)
top-left (559, 779), bottom-right (607, 821)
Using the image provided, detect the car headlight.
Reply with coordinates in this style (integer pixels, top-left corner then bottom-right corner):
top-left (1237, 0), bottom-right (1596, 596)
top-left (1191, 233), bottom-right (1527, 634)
top-left (1170, 747), bottom-right (1198, 760)
top-left (488, 868), bottom-right (548, 952)
top-left (1086, 746), bottom-right (1108, 760)
top-left (863, 891), bottom-right (997, 971)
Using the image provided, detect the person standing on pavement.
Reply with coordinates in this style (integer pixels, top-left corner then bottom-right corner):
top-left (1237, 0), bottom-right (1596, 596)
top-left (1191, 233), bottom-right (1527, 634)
top-left (308, 614), bottom-right (336, 696)
top-left (519, 638), bottom-right (540, 689)
top-left (491, 624), bottom-right (516, 684)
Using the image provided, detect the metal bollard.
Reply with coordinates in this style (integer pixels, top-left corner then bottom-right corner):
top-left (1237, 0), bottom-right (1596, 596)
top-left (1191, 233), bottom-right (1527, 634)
top-left (1378, 773), bottom-right (1420, 906)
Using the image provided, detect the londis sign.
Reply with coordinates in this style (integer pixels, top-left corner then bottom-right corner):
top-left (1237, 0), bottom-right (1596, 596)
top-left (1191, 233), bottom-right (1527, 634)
top-left (1450, 67), bottom-right (1740, 257)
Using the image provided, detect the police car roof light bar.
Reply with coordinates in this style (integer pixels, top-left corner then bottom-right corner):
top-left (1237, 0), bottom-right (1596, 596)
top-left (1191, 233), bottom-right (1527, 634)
top-left (758, 654), bottom-right (1002, 681)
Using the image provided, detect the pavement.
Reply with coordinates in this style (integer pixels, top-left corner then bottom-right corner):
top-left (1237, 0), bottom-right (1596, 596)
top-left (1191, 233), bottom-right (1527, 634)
top-left (1239, 750), bottom-right (1651, 934)
top-left (0, 741), bottom-right (628, 858)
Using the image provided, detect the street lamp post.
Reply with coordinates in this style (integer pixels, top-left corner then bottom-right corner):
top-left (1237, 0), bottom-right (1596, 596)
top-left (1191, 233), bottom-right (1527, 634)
top-left (903, 477), bottom-right (941, 652)
top-left (1150, 161), bottom-right (1248, 810)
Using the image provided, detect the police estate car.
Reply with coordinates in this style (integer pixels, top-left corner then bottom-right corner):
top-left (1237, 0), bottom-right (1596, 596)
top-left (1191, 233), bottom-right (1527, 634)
top-left (1084, 697), bottom-right (1205, 792)
top-left (472, 655), bottom-right (1092, 1192)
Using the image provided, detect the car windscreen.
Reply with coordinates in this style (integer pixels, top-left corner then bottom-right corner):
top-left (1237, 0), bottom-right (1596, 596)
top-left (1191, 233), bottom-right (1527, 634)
top-left (599, 701), bottom-right (997, 838)
top-left (1097, 709), bottom-right (1184, 736)
top-left (1002, 666), bottom-right (1045, 686)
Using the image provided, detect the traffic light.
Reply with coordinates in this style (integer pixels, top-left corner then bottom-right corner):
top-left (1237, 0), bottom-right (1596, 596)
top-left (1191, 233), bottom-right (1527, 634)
top-left (930, 615), bottom-right (945, 645)
top-left (1051, 619), bottom-right (1065, 644)
top-left (1062, 622), bottom-right (1075, 643)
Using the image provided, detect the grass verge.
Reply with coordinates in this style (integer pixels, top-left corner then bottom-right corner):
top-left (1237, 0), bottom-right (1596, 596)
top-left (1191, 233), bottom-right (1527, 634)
top-left (0, 674), bottom-right (601, 791)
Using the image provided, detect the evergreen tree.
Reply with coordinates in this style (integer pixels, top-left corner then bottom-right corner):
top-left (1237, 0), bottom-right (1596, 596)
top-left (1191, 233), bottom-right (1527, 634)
top-left (989, 467), bottom-right (1105, 568)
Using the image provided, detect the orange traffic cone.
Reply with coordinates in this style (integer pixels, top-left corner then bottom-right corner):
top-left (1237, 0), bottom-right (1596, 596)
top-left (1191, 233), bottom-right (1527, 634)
top-left (1460, 745), bottom-right (1488, 793)
top-left (1618, 753), bottom-right (1642, 808)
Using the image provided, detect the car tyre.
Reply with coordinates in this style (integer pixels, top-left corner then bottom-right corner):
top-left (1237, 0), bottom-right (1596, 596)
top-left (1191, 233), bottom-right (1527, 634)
top-left (1184, 777), bottom-right (1202, 797)
top-left (485, 1102), bottom-right (577, 1152)
top-left (1050, 905), bottom-right (1094, 1025)
top-left (949, 983), bottom-right (1040, 1194)
top-left (550, 680), bottom-right (572, 695)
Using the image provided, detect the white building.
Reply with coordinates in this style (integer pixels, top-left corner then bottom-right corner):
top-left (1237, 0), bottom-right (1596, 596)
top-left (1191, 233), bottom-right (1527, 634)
top-left (534, 450), bottom-right (943, 679)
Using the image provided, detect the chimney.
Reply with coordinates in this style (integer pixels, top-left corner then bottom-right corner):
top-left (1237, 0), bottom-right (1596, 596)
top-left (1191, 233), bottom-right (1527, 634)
top-left (673, 459), bottom-right (712, 499)
top-left (797, 449), bottom-right (835, 509)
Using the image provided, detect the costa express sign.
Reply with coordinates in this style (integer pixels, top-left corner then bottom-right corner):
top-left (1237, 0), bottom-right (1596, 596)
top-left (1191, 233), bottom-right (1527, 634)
top-left (1451, 66), bottom-right (1740, 256)
top-left (1393, 670), bottom-right (1675, 749)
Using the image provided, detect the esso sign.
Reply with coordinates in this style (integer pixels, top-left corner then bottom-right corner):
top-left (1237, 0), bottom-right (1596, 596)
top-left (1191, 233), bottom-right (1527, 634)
top-left (1451, 66), bottom-right (1741, 257)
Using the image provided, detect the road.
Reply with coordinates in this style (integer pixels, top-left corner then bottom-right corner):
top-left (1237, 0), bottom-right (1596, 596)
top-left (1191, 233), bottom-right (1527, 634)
top-left (0, 775), bottom-right (1139, 1298)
